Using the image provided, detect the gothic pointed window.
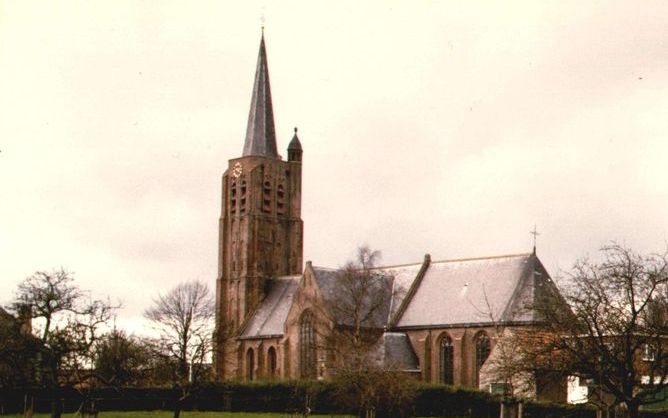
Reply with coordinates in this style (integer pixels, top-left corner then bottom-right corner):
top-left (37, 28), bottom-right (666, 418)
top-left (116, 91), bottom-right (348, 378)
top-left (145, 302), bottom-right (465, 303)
top-left (246, 348), bottom-right (255, 381)
top-left (474, 331), bottom-right (491, 387)
top-left (439, 334), bottom-right (454, 385)
top-left (299, 310), bottom-right (316, 378)
top-left (267, 346), bottom-right (277, 378)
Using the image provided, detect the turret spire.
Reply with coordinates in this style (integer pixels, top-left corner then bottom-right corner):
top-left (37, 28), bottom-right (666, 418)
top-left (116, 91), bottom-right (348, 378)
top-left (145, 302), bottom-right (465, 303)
top-left (288, 127), bottom-right (302, 162)
top-left (243, 32), bottom-right (278, 158)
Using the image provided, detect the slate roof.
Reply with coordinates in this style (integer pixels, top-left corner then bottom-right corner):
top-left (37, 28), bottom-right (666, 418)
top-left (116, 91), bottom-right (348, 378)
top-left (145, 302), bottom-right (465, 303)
top-left (376, 263), bottom-right (424, 321)
top-left (238, 252), bottom-right (552, 340)
top-left (312, 267), bottom-right (394, 329)
top-left (239, 275), bottom-right (300, 339)
top-left (395, 253), bottom-right (537, 329)
top-left (242, 33), bottom-right (278, 158)
top-left (372, 332), bottom-right (420, 372)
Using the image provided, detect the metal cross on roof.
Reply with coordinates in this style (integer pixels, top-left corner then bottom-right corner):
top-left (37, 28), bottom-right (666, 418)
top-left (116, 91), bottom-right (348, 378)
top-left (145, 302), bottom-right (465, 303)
top-left (530, 224), bottom-right (540, 254)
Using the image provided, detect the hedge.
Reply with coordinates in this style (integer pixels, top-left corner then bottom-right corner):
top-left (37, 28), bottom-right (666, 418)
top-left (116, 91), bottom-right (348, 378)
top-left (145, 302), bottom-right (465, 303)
top-left (0, 383), bottom-right (663, 418)
top-left (413, 384), bottom-right (500, 417)
top-left (0, 383), bottom-right (332, 415)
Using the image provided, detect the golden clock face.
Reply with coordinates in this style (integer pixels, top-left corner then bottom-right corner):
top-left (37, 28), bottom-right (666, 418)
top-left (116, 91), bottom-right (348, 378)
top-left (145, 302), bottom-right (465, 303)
top-left (231, 162), bottom-right (243, 178)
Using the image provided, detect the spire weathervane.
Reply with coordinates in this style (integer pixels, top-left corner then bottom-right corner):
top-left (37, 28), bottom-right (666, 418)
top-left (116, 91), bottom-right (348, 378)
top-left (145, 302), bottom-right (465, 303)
top-left (530, 224), bottom-right (540, 254)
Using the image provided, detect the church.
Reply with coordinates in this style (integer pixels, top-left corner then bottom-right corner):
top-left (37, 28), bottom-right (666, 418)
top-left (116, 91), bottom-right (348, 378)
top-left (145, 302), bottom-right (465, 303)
top-left (213, 33), bottom-right (566, 402)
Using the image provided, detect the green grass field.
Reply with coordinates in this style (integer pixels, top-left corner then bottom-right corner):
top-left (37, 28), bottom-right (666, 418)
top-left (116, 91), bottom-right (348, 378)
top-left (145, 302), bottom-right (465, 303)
top-left (4, 412), bottom-right (354, 418)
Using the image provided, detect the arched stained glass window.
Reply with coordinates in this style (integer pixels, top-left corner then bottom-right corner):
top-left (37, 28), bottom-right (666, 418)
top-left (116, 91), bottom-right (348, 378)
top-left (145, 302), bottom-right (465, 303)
top-left (299, 311), bottom-right (316, 378)
top-left (474, 331), bottom-right (491, 386)
top-left (439, 334), bottom-right (454, 385)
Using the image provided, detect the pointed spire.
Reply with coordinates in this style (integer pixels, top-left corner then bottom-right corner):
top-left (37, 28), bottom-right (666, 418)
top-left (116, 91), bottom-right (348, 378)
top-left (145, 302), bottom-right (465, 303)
top-left (243, 32), bottom-right (278, 158)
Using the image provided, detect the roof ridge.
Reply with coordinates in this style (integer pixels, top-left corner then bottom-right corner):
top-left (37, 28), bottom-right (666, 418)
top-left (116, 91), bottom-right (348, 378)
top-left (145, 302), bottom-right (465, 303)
top-left (431, 252), bottom-right (532, 265)
top-left (274, 274), bottom-right (302, 280)
top-left (369, 261), bottom-right (424, 270)
top-left (311, 265), bottom-right (337, 271)
top-left (373, 252), bottom-right (532, 269)
top-left (312, 262), bottom-right (423, 271)
top-left (312, 252), bottom-right (532, 273)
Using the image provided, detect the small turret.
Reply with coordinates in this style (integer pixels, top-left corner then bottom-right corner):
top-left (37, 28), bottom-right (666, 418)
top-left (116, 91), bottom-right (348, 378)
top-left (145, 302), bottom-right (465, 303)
top-left (288, 127), bottom-right (303, 162)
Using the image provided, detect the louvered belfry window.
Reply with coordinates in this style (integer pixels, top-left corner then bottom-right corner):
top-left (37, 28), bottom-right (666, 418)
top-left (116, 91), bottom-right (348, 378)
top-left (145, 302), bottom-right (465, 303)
top-left (262, 181), bottom-right (271, 213)
top-left (277, 184), bottom-right (285, 215)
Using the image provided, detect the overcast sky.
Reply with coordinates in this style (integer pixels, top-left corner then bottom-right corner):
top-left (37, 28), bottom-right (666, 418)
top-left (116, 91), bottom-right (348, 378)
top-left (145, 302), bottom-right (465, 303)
top-left (1, 1), bottom-right (667, 335)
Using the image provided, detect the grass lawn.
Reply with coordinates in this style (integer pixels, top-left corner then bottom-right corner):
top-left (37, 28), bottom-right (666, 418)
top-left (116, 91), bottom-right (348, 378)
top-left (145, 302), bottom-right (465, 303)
top-left (2, 413), bottom-right (475, 418)
top-left (3, 412), bottom-right (354, 418)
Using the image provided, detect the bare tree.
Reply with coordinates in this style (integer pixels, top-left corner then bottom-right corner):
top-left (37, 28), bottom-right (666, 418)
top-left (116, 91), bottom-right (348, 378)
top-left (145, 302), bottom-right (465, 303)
top-left (94, 329), bottom-right (153, 387)
top-left (304, 246), bottom-right (415, 418)
top-left (510, 244), bottom-right (668, 418)
top-left (475, 282), bottom-right (550, 404)
top-left (144, 280), bottom-right (214, 418)
top-left (326, 246), bottom-right (392, 372)
top-left (9, 268), bottom-right (118, 418)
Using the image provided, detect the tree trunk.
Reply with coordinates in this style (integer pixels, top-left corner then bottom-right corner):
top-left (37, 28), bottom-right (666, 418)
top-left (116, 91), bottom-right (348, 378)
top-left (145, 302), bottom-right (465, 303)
top-left (23, 393), bottom-right (34, 418)
top-left (49, 386), bottom-right (61, 418)
top-left (50, 399), bottom-right (61, 418)
top-left (173, 391), bottom-right (188, 418)
top-left (626, 400), bottom-right (640, 418)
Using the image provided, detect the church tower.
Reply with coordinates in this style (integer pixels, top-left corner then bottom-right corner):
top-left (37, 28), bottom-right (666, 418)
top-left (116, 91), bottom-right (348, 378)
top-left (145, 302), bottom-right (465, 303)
top-left (214, 33), bottom-right (304, 379)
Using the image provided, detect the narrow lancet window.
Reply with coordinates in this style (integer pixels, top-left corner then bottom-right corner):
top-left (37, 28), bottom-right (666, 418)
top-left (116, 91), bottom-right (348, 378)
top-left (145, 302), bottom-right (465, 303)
top-left (439, 334), bottom-right (454, 385)
top-left (268, 346), bottom-right (277, 378)
top-left (474, 331), bottom-right (491, 387)
top-left (246, 348), bottom-right (255, 381)
top-left (299, 310), bottom-right (316, 378)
